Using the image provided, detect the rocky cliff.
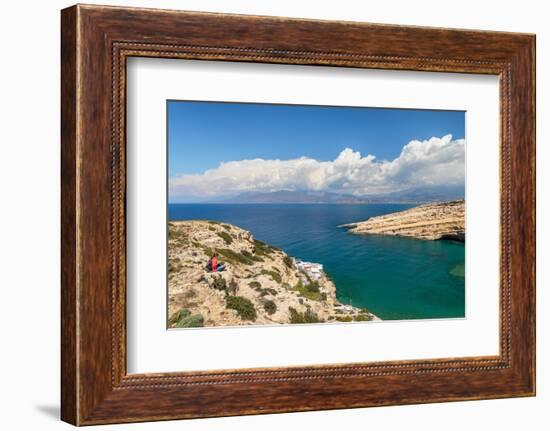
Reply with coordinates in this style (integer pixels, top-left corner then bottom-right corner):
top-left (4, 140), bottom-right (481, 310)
top-left (168, 220), bottom-right (377, 328)
top-left (341, 200), bottom-right (465, 241)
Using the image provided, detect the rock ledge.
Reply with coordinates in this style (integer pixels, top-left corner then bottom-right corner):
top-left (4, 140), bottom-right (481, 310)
top-left (340, 200), bottom-right (465, 241)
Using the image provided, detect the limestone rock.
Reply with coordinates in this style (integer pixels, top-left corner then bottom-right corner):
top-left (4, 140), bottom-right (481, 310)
top-left (341, 200), bottom-right (465, 241)
top-left (167, 220), bottom-right (378, 328)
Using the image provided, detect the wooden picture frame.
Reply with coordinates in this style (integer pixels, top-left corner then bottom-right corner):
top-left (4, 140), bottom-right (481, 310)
top-left (61, 4), bottom-right (535, 425)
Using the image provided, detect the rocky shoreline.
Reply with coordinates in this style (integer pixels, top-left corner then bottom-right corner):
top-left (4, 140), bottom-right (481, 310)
top-left (340, 200), bottom-right (465, 241)
top-left (168, 220), bottom-right (379, 328)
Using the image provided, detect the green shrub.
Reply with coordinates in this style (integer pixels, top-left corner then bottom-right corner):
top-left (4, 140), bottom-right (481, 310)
top-left (168, 225), bottom-right (188, 245)
top-left (354, 314), bottom-right (373, 322)
top-left (291, 279), bottom-right (324, 301)
top-left (263, 300), bottom-right (277, 315)
top-left (169, 308), bottom-right (191, 326)
top-left (175, 313), bottom-right (204, 328)
top-left (306, 280), bottom-right (320, 292)
top-left (248, 281), bottom-right (261, 289)
top-left (261, 269), bottom-right (282, 283)
top-left (202, 246), bottom-right (214, 258)
top-left (212, 275), bottom-right (227, 292)
top-left (241, 250), bottom-right (264, 262)
top-left (254, 239), bottom-right (276, 257)
top-left (257, 287), bottom-right (278, 297)
top-left (217, 248), bottom-right (254, 265)
top-left (335, 315), bottom-right (353, 322)
top-left (288, 307), bottom-right (321, 324)
top-left (226, 296), bottom-right (257, 321)
top-left (217, 231), bottom-right (233, 245)
top-left (283, 256), bottom-right (293, 268)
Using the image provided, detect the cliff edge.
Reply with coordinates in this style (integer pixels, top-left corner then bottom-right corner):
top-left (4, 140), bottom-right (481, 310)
top-left (168, 220), bottom-right (378, 328)
top-left (340, 200), bottom-right (465, 241)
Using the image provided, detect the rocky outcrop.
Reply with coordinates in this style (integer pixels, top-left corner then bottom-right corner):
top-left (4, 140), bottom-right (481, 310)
top-left (340, 200), bottom-right (465, 241)
top-left (168, 220), bottom-right (378, 328)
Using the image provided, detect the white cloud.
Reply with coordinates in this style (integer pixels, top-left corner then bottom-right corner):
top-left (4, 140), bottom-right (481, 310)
top-left (169, 134), bottom-right (465, 199)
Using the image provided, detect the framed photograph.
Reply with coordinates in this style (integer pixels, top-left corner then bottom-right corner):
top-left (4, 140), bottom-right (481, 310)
top-left (61, 4), bottom-right (535, 425)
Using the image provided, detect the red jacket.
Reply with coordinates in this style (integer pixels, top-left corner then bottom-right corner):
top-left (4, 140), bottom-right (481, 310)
top-left (211, 256), bottom-right (218, 272)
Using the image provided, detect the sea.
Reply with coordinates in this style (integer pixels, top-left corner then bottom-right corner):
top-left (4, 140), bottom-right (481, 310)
top-left (168, 203), bottom-right (465, 320)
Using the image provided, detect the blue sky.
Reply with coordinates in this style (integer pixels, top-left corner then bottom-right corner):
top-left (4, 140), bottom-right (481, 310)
top-left (168, 100), bottom-right (465, 201)
top-left (168, 101), bottom-right (465, 175)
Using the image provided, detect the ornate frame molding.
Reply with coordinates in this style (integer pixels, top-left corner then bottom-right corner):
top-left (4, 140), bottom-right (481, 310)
top-left (61, 5), bottom-right (535, 425)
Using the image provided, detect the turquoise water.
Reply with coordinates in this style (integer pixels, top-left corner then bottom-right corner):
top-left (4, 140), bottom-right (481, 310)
top-left (169, 204), bottom-right (465, 320)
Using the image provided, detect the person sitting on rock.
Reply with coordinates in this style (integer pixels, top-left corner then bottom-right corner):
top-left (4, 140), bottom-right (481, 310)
top-left (206, 254), bottom-right (225, 273)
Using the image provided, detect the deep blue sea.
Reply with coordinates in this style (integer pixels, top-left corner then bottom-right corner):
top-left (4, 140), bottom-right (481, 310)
top-left (169, 204), bottom-right (465, 320)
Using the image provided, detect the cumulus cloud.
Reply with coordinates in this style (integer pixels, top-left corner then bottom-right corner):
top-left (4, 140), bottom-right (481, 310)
top-left (169, 134), bottom-right (465, 199)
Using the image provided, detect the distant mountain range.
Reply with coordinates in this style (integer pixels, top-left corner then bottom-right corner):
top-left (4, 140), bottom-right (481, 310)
top-left (218, 185), bottom-right (464, 204)
top-left (360, 184), bottom-right (465, 204)
top-left (222, 190), bottom-right (369, 204)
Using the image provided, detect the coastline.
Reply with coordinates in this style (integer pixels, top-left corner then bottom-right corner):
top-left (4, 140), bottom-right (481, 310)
top-left (168, 203), bottom-right (465, 321)
top-left (340, 200), bottom-right (465, 242)
top-left (167, 220), bottom-right (379, 328)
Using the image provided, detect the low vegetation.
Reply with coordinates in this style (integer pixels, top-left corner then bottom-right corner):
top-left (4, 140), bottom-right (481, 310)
top-left (212, 275), bottom-right (227, 291)
top-left (253, 239), bottom-right (277, 257)
top-left (241, 250), bottom-right (264, 262)
top-left (169, 308), bottom-right (204, 328)
top-left (226, 296), bottom-right (257, 321)
top-left (353, 314), bottom-right (373, 322)
top-left (248, 281), bottom-right (261, 289)
top-left (176, 314), bottom-right (205, 328)
top-left (168, 221), bottom-right (377, 328)
top-left (201, 245), bottom-right (214, 258)
top-left (334, 313), bottom-right (373, 322)
top-left (168, 224), bottom-right (188, 246)
top-left (288, 306), bottom-right (322, 324)
top-left (169, 308), bottom-right (190, 326)
top-left (263, 300), bottom-right (277, 315)
top-left (216, 248), bottom-right (256, 266)
top-left (217, 231), bottom-right (233, 245)
top-left (261, 269), bottom-right (282, 283)
top-left (256, 287), bottom-right (278, 297)
top-left (290, 279), bottom-right (326, 301)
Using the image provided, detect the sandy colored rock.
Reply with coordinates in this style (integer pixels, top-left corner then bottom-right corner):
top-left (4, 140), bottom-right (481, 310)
top-left (341, 200), bottom-right (465, 241)
top-left (167, 220), bottom-right (378, 328)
